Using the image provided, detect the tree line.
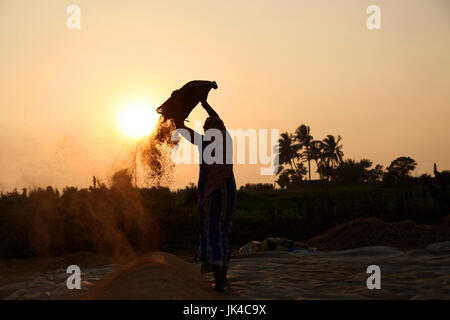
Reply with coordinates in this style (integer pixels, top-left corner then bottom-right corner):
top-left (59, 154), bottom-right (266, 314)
top-left (276, 124), bottom-right (420, 188)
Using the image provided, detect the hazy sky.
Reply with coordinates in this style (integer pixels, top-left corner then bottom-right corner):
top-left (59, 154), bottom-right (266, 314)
top-left (1, 0), bottom-right (449, 191)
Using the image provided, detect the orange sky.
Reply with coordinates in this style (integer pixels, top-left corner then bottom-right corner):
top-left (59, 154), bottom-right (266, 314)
top-left (1, 0), bottom-right (449, 191)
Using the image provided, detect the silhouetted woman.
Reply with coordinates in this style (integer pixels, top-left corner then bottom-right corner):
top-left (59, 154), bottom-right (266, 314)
top-left (175, 100), bottom-right (236, 292)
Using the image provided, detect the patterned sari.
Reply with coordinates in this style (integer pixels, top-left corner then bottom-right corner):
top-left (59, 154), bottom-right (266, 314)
top-left (196, 138), bottom-right (236, 273)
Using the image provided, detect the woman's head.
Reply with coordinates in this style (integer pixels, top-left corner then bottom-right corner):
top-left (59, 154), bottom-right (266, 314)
top-left (203, 116), bottom-right (225, 132)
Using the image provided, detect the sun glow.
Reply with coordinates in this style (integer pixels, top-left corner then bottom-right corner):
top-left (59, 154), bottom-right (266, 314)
top-left (117, 101), bottom-right (160, 138)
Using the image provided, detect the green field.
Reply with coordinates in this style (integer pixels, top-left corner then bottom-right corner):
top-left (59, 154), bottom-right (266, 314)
top-left (1, 178), bottom-right (448, 258)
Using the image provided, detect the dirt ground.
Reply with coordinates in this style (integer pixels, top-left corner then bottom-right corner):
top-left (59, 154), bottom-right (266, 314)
top-left (1, 217), bottom-right (449, 300)
top-left (83, 252), bottom-right (220, 299)
top-left (0, 252), bottom-right (132, 299)
top-left (306, 217), bottom-right (450, 251)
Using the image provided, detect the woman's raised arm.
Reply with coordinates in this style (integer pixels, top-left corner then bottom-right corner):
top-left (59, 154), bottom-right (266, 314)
top-left (174, 122), bottom-right (203, 147)
top-left (201, 100), bottom-right (219, 118)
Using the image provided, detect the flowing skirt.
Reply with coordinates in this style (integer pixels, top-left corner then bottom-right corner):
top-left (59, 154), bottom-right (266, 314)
top-left (196, 175), bottom-right (236, 272)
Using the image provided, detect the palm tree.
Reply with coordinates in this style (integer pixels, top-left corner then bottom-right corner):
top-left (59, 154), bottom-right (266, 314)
top-left (286, 163), bottom-right (308, 185)
top-left (308, 140), bottom-right (325, 180)
top-left (277, 132), bottom-right (301, 171)
top-left (275, 168), bottom-right (290, 189)
top-left (322, 135), bottom-right (344, 181)
top-left (295, 125), bottom-right (314, 180)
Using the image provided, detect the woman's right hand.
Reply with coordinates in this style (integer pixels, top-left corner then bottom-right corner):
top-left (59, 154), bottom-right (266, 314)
top-left (201, 100), bottom-right (219, 118)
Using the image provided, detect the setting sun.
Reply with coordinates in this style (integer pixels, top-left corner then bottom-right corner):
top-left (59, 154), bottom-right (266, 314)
top-left (117, 101), bottom-right (160, 138)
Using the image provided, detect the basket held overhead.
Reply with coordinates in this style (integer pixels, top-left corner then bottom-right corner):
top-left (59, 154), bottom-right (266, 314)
top-left (156, 80), bottom-right (218, 125)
